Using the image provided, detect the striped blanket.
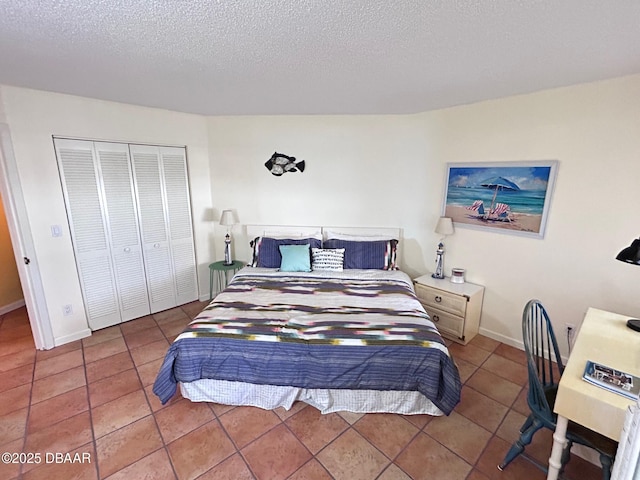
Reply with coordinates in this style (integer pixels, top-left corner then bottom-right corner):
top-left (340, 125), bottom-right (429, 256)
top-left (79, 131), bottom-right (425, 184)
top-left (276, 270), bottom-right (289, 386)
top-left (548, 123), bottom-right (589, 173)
top-left (153, 268), bottom-right (461, 414)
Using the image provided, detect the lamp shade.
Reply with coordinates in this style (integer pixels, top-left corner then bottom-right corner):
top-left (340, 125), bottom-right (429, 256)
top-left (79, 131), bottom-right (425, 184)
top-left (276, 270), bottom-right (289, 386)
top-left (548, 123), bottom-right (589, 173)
top-left (219, 210), bottom-right (235, 226)
top-left (616, 238), bottom-right (640, 265)
top-left (435, 217), bottom-right (454, 236)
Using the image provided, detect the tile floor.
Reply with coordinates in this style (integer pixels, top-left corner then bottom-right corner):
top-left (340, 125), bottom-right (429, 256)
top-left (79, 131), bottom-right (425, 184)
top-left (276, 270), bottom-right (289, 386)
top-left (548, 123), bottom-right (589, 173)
top-left (0, 304), bottom-right (604, 480)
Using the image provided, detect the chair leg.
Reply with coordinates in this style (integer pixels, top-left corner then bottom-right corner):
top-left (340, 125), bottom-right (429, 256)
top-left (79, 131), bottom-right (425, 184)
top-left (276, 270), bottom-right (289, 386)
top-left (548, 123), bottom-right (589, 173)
top-left (498, 416), bottom-right (542, 471)
top-left (559, 440), bottom-right (573, 475)
top-left (599, 453), bottom-right (612, 480)
top-left (520, 415), bottom-right (534, 433)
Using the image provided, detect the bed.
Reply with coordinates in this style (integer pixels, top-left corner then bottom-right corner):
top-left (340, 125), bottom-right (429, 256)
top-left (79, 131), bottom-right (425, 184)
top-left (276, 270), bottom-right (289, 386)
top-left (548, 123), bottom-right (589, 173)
top-left (153, 226), bottom-right (462, 416)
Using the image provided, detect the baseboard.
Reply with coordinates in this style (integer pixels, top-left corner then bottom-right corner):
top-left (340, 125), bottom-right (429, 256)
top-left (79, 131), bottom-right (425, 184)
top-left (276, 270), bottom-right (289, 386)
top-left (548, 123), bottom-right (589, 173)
top-left (478, 326), bottom-right (524, 351)
top-left (0, 299), bottom-right (26, 316)
top-left (53, 328), bottom-right (91, 348)
top-left (198, 293), bottom-right (211, 303)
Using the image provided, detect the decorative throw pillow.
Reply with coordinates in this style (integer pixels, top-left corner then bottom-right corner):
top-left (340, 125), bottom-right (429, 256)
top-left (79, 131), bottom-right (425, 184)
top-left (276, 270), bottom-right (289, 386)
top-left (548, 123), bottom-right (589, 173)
top-left (311, 248), bottom-right (345, 271)
top-left (250, 236), bottom-right (322, 268)
top-left (279, 244), bottom-right (311, 272)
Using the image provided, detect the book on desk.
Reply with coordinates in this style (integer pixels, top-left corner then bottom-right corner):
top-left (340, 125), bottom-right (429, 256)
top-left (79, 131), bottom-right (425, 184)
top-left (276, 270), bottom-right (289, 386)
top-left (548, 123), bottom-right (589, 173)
top-left (582, 360), bottom-right (640, 401)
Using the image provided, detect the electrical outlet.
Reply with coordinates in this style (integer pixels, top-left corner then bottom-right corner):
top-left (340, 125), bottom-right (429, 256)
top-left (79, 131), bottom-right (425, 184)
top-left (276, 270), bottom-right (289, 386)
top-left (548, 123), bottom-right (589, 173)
top-left (565, 323), bottom-right (575, 339)
top-left (63, 304), bottom-right (73, 316)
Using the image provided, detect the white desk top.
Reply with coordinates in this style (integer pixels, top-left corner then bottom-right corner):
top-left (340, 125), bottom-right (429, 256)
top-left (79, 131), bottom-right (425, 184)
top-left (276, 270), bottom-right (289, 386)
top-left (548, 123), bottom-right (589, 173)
top-left (555, 307), bottom-right (640, 440)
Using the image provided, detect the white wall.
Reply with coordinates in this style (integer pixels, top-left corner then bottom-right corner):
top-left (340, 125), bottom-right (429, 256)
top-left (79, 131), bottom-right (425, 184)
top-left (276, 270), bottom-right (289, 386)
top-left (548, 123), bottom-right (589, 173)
top-left (207, 74), bottom-right (640, 356)
top-left (1, 74), bottom-right (638, 353)
top-left (0, 86), bottom-right (213, 345)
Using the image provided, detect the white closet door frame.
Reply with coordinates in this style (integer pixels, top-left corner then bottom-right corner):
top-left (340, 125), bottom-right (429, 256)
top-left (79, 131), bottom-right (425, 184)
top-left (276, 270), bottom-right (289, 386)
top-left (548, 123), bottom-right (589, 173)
top-left (55, 138), bottom-right (121, 330)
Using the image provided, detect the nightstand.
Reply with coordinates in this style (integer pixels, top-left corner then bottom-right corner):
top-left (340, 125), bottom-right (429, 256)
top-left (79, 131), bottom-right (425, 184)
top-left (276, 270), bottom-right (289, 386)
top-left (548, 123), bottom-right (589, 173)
top-left (209, 260), bottom-right (244, 300)
top-left (413, 274), bottom-right (485, 345)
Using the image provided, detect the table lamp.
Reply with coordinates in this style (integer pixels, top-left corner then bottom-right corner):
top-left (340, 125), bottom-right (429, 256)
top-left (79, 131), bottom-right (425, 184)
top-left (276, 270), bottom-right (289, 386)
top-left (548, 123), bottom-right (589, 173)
top-left (432, 217), bottom-right (454, 279)
top-left (616, 237), bottom-right (640, 331)
top-left (220, 210), bottom-right (236, 265)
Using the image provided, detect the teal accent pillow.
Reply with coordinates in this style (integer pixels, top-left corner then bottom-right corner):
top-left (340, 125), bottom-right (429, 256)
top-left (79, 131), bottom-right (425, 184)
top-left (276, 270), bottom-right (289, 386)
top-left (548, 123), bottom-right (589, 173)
top-left (278, 244), bottom-right (311, 272)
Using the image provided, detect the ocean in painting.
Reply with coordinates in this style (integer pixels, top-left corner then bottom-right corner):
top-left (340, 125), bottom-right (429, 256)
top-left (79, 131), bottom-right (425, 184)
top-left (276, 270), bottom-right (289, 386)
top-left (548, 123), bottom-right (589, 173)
top-left (445, 186), bottom-right (546, 215)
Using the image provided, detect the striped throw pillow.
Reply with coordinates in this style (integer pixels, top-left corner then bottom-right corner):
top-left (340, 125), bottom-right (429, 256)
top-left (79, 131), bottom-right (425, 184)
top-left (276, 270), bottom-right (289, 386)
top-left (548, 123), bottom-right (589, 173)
top-left (311, 248), bottom-right (345, 271)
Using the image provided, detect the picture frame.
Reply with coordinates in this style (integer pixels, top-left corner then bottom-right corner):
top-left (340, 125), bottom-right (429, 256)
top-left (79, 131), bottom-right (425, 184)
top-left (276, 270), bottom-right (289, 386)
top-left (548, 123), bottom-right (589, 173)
top-left (441, 160), bottom-right (558, 239)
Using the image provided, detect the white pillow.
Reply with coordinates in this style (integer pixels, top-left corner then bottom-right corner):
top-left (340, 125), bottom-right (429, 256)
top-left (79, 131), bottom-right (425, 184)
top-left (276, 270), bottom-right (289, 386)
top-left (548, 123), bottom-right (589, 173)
top-left (311, 248), bottom-right (345, 271)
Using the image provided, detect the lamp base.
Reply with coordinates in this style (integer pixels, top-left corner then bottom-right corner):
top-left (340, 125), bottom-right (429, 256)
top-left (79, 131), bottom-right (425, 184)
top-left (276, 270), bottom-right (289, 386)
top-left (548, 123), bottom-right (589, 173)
top-left (431, 272), bottom-right (445, 279)
top-left (627, 319), bottom-right (640, 332)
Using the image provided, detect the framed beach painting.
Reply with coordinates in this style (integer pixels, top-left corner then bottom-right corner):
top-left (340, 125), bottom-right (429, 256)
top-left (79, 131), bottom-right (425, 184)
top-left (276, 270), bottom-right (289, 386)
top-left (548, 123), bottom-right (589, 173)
top-left (441, 161), bottom-right (558, 239)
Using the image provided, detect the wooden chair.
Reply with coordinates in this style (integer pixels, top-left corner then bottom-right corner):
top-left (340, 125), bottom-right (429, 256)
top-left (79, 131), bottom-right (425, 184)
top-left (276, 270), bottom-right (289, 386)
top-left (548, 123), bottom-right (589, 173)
top-left (498, 300), bottom-right (618, 478)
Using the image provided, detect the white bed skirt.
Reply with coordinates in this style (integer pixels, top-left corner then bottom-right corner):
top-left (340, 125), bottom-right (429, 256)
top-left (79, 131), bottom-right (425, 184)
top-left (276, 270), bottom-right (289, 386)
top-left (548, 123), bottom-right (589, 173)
top-left (180, 379), bottom-right (444, 416)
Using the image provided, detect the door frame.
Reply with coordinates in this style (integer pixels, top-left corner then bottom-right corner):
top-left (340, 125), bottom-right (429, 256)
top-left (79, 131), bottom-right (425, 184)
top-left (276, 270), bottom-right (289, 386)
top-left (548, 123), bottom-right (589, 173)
top-left (0, 123), bottom-right (54, 349)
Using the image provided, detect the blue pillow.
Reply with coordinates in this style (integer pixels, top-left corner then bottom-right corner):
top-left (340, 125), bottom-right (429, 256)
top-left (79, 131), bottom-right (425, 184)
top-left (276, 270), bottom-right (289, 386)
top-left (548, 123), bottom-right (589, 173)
top-left (323, 239), bottom-right (398, 270)
top-left (250, 237), bottom-right (322, 268)
top-left (279, 244), bottom-right (311, 272)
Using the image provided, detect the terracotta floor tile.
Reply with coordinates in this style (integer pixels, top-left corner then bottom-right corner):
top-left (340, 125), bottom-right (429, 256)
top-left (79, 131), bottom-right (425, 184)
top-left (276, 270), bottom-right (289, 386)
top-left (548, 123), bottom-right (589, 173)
top-left (395, 432), bottom-right (472, 480)
top-left (88, 368), bottom-right (141, 407)
top-left (210, 402), bottom-right (235, 416)
top-left (286, 406), bottom-right (349, 454)
top-left (28, 386), bottom-right (89, 434)
top-left (30, 365), bottom-right (85, 404)
top-left (155, 397), bottom-right (215, 443)
top-left (83, 336), bottom-right (128, 364)
top-left (167, 420), bottom-right (236, 480)
top-left (137, 358), bottom-right (163, 386)
top-left (466, 368), bottom-right (523, 407)
top-left (378, 463), bottom-right (412, 480)
top-left (124, 326), bottom-right (165, 350)
top-left (159, 317), bottom-right (191, 338)
top-left (182, 301), bottom-right (209, 319)
top-left (92, 390), bottom-right (151, 439)
top-left (144, 384), bottom-right (183, 412)
top-left (288, 459), bottom-right (334, 480)
top-left (81, 325), bottom-right (122, 348)
top-left (316, 428), bottom-right (388, 480)
top-left (273, 401), bottom-right (307, 421)
top-left (35, 339), bottom-right (81, 361)
top-left (33, 348), bottom-right (84, 380)
top-left (0, 407), bottom-right (28, 445)
top-left (402, 413), bottom-right (434, 429)
top-left (242, 423), bottom-right (312, 480)
top-left (22, 442), bottom-right (97, 480)
top-left (424, 411), bottom-right (492, 464)
top-left (0, 383), bottom-right (31, 416)
top-left (0, 437), bottom-right (23, 480)
top-left (197, 453), bottom-right (254, 480)
top-left (0, 335), bottom-right (35, 356)
top-left (455, 357), bottom-right (480, 383)
top-left (336, 411), bottom-right (364, 425)
top-left (494, 343), bottom-right (527, 365)
top-left (469, 334), bottom-right (501, 352)
top-left (153, 307), bottom-right (189, 325)
top-left (219, 405), bottom-right (282, 448)
top-left (455, 385), bottom-right (509, 433)
top-left (129, 339), bottom-right (170, 367)
top-left (95, 416), bottom-right (163, 478)
top-left (495, 409), bottom-right (528, 445)
top-left (447, 342), bottom-right (492, 366)
top-left (0, 363), bottom-right (33, 393)
top-left (0, 347), bottom-right (35, 372)
top-left (353, 413), bottom-right (419, 459)
top-left (119, 316), bottom-right (157, 335)
top-left (85, 351), bottom-right (134, 384)
top-left (467, 470), bottom-right (492, 480)
top-left (104, 448), bottom-right (175, 480)
top-left (481, 353), bottom-right (528, 386)
top-left (23, 411), bottom-right (93, 473)
top-left (475, 436), bottom-right (546, 480)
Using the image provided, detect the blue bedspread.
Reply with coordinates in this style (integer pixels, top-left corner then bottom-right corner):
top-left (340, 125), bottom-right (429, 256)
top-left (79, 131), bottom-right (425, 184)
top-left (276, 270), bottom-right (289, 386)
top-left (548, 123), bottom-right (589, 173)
top-left (153, 269), bottom-right (461, 414)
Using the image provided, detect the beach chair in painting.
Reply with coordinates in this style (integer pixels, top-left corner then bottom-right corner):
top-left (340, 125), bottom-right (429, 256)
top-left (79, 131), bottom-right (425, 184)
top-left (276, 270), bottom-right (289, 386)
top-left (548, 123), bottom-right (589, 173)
top-left (491, 202), bottom-right (512, 222)
top-left (466, 200), bottom-right (485, 217)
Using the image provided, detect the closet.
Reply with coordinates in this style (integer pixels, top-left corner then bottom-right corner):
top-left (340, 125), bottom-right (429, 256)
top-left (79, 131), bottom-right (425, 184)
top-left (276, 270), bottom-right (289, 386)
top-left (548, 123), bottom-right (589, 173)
top-left (54, 138), bottom-right (198, 330)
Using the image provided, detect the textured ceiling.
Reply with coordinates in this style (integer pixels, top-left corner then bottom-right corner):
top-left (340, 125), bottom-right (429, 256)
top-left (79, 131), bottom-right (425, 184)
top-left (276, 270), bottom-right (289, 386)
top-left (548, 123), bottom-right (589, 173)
top-left (0, 1), bottom-right (639, 115)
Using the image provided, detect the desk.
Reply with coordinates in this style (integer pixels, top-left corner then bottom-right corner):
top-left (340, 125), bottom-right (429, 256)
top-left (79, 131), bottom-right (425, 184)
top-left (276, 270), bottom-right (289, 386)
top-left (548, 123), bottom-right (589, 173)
top-left (208, 260), bottom-right (244, 300)
top-left (547, 308), bottom-right (640, 480)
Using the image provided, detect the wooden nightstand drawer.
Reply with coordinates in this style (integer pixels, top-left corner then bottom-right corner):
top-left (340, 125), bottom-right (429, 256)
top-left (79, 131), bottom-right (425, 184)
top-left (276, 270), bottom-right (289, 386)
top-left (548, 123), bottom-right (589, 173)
top-left (423, 305), bottom-right (464, 340)
top-left (414, 282), bottom-right (467, 317)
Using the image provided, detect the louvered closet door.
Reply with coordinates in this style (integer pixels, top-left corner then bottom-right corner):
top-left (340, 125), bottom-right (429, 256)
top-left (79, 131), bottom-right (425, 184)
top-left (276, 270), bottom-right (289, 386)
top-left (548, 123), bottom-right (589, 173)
top-left (129, 145), bottom-right (177, 313)
top-left (94, 142), bottom-right (151, 321)
top-left (55, 139), bottom-right (121, 330)
top-left (160, 147), bottom-right (198, 305)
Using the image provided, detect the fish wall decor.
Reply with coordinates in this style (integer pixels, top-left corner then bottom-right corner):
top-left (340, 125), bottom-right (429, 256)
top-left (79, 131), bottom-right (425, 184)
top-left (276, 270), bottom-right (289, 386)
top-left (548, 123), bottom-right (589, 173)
top-left (264, 152), bottom-right (306, 176)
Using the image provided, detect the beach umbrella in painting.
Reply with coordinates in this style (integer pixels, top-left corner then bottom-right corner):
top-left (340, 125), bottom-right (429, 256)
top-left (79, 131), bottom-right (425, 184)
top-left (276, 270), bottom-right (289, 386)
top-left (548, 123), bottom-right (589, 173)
top-left (479, 176), bottom-right (520, 214)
